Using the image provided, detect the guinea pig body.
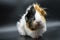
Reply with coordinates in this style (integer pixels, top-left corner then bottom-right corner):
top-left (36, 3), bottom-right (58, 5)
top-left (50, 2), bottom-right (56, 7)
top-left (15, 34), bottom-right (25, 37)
top-left (17, 3), bottom-right (47, 38)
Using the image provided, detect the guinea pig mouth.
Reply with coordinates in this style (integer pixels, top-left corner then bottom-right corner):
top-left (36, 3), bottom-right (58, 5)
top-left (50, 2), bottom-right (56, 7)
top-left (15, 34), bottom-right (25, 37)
top-left (26, 21), bottom-right (43, 31)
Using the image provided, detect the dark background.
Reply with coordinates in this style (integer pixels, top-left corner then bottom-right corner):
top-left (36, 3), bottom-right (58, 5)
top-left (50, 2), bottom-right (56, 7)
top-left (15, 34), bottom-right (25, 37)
top-left (0, 0), bottom-right (60, 40)
top-left (0, 0), bottom-right (60, 25)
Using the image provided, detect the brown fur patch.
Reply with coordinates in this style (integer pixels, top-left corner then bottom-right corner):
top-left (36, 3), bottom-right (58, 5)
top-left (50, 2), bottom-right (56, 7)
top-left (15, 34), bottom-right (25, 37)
top-left (26, 22), bottom-right (34, 31)
top-left (26, 21), bottom-right (43, 31)
top-left (34, 3), bottom-right (46, 16)
top-left (26, 22), bottom-right (36, 31)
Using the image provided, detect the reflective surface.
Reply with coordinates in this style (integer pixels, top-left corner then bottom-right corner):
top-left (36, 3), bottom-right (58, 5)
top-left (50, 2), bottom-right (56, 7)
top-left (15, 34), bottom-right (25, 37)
top-left (0, 21), bottom-right (60, 40)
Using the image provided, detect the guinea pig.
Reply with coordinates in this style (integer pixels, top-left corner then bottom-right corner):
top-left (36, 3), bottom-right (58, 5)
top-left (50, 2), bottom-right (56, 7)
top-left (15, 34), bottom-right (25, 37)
top-left (17, 3), bottom-right (47, 38)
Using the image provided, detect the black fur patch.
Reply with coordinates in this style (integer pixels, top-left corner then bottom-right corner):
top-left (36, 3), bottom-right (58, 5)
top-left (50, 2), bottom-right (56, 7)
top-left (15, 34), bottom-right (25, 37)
top-left (25, 6), bottom-right (35, 22)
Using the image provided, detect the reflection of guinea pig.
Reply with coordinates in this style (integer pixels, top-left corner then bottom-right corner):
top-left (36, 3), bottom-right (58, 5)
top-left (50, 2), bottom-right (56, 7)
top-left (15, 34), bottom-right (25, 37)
top-left (17, 3), bottom-right (47, 38)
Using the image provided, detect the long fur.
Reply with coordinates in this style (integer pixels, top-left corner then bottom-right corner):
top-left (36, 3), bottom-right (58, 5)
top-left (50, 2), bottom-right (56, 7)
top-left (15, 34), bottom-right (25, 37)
top-left (17, 3), bottom-right (47, 38)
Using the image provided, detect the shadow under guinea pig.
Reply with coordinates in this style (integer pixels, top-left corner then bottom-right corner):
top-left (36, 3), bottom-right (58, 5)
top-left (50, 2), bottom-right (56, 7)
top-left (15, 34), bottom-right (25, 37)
top-left (18, 35), bottom-right (47, 40)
